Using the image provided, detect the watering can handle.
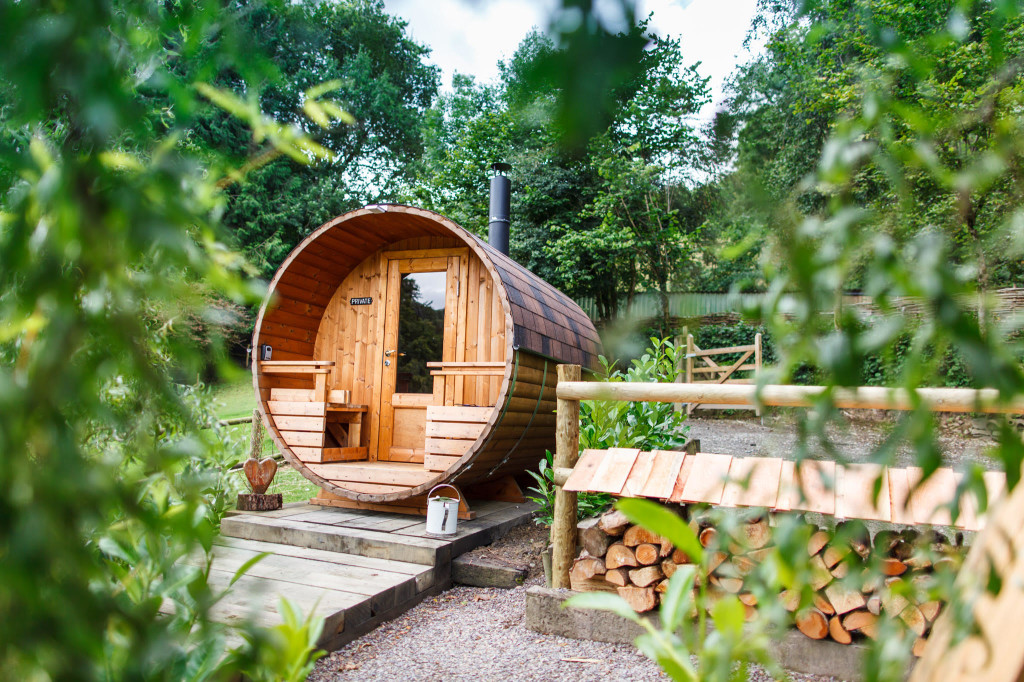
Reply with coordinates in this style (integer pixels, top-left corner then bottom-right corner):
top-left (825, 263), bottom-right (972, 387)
top-left (428, 484), bottom-right (461, 503)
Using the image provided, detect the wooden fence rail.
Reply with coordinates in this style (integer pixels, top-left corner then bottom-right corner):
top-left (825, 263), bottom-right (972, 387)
top-left (552, 367), bottom-right (1024, 682)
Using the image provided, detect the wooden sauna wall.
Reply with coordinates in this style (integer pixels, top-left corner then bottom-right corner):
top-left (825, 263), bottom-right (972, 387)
top-left (256, 254), bottom-right (349, 398)
top-left (312, 236), bottom-right (508, 464)
top-left (459, 244), bottom-right (508, 407)
top-left (312, 254), bottom-right (383, 409)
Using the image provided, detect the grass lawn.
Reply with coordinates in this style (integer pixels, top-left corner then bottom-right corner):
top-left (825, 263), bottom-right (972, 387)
top-left (208, 372), bottom-right (258, 420)
top-left (209, 373), bottom-right (319, 504)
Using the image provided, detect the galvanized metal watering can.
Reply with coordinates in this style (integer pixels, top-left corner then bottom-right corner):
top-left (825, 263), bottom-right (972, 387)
top-left (425, 484), bottom-right (460, 536)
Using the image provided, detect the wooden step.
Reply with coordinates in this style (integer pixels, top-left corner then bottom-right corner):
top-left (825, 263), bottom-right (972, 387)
top-left (220, 512), bottom-right (450, 565)
top-left (212, 501), bottom-right (537, 651)
top-left (172, 536), bottom-right (435, 649)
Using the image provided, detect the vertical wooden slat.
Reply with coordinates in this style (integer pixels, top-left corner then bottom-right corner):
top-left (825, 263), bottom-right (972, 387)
top-left (562, 449), bottom-right (605, 492)
top-left (552, 364), bottom-right (581, 590)
top-left (836, 463), bottom-right (891, 522)
top-left (442, 256), bottom-right (459, 406)
top-left (888, 467), bottom-right (915, 524)
top-left (754, 332), bottom-right (762, 417)
top-left (669, 454), bottom-right (696, 502)
top-left (367, 253), bottom-right (392, 461)
top-left (464, 257), bottom-right (480, 406)
top-left (454, 254), bottom-right (469, 405)
top-left (478, 271), bottom-right (492, 402)
top-left (720, 456), bottom-right (783, 509)
top-left (620, 450), bottom-right (656, 497)
top-left (793, 460), bottom-right (837, 516)
top-left (641, 451), bottom-right (686, 499)
top-left (489, 283), bottom-right (503, 404)
top-left (678, 452), bottom-right (733, 504)
top-left (907, 467), bottom-right (957, 526)
top-left (686, 334), bottom-right (694, 415)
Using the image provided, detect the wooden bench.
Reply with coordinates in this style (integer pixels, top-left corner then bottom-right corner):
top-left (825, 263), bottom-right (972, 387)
top-left (261, 361), bottom-right (368, 463)
top-left (423, 406), bottom-right (490, 471)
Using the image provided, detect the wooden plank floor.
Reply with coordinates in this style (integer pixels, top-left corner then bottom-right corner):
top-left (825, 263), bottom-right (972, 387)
top-left (198, 499), bottom-right (536, 651)
top-left (563, 450), bottom-right (1007, 532)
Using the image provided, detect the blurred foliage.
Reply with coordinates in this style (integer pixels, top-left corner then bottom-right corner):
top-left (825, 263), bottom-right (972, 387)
top-left (727, 0), bottom-right (1024, 294)
top-left (738, 0), bottom-right (1024, 677)
top-left (193, 0), bottom-right (440, 277)
top-left (580, 338), bottom-right (690, 451)
top-left (553, 0), bottom-right (1024, 680)
top-left (0, 0), bottom-right (332, 678)
top-left (688, 320), bottom-right (1010, 387)
top-left (525, 449), bottom-right (613, 526)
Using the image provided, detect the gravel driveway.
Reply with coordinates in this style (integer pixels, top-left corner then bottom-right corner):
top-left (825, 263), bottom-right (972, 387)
top-left (685, 410), bottom-right (998, 469)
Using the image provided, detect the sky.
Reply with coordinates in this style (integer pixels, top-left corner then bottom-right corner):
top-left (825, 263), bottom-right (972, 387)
top-left (383, 0), bottom-right (763, 120)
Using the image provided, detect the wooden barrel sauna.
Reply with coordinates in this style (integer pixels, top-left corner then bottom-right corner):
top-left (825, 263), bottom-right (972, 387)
top-left (251, 204), bottom-right (601, 505)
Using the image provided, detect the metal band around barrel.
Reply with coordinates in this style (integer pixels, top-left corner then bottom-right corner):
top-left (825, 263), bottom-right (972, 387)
top-left (486, 357), bottom-right (547, 478)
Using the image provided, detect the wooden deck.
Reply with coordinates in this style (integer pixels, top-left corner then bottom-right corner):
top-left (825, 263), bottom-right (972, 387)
top-left (564, 450), bottom-right (1007, 532)
top-left (188, 499), bottom-right (536, 651)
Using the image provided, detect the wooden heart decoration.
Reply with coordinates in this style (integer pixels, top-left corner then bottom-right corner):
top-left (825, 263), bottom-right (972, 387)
top-left (243, 457), bottom-right (277, 495)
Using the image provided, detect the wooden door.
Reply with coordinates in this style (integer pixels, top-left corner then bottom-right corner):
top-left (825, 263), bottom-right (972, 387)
top-left (375, 253), bottom-right (464, 462)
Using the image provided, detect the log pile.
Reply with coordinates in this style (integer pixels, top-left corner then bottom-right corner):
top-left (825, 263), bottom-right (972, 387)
top-left (570, 510), bottom-right (962, 655)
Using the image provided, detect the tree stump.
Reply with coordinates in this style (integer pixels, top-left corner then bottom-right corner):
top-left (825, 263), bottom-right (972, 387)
top-left (237, 493), bottom-right (283, 511)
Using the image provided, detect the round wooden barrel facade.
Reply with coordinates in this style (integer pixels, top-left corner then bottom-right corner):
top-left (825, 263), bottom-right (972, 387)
top-left (252, 205), bottom-right (601, 503)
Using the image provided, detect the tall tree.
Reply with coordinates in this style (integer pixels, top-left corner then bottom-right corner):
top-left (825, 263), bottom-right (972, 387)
top-left (413, 29), bottom-right (712, 328)
top-left (725, 0), bottom-right (1024, 303)
top-left (188, 0), bottom-right (440, 275)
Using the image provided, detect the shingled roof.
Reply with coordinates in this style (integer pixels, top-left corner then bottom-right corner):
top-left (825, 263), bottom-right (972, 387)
top-left (472, 235), bottom-right (602, 369)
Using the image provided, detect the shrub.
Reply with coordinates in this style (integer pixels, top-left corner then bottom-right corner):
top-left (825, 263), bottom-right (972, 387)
top-left (527, 338), bottom-right (690, 525)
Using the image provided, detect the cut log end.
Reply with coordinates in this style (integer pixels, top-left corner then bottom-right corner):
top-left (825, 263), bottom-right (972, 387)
top-left (629, 565), bottom-right (664, 588)
top-left (617, 586), bottom-right (657, 613)
top-left (605, 568), bottom-right (629, 587)
top-left (808, 529), bottom-right (831, 557)
top-left (599, 510), bottom-right (630, 536)
top-left (634, 543), bottom-right (660, 566)
top-left (795, 608), bottom-right (829, 640)
top-left (605, 543), bottom-right (639, 569)
top-left (624, 524), bottom-right (662, 547)
top-left (829, 615), bottom-right (852, 645)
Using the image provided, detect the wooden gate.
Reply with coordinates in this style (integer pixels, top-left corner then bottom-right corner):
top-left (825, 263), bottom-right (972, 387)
top-left (679, 333), bottom-right (762, 415)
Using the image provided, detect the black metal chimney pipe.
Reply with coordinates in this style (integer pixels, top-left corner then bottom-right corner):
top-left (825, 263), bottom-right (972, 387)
top-left (488, 162), bottom-right (511, 256)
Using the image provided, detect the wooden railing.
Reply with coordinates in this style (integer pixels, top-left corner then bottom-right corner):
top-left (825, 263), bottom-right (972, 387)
top-left (551, 366), bottom-right (1024, 680)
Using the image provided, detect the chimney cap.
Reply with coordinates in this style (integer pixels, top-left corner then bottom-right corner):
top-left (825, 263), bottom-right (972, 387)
top-left (490, 162), bottom-right (511, 175)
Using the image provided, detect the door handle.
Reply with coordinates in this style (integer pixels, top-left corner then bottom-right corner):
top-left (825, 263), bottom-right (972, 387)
top-left (384, 350), bottom-right (405, 357)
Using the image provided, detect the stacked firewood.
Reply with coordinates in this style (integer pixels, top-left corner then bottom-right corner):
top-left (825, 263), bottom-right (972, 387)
top-left (570, 509), bottom-right (962, 654)
top-left (570, 510), bottom-right (690, 613)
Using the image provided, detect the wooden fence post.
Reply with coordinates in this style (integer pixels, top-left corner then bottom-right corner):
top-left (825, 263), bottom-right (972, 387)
top-left (551, 363), bottom-right (581, 589)
top-left (754, 332), bottom-right (762, 417)
top-left (686, 334), bottom-right (695, 415)
top-left (674, 327), bottom-right (687, 414)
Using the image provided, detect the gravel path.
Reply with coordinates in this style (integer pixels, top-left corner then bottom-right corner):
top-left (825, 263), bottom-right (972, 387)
top-left (308, 578), bottom-right (836, 682)
top-left (310, 581), bottom-right (668, 682)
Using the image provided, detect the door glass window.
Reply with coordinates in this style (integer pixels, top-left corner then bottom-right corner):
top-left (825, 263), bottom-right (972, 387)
top-left (396, 271), bottom-right (446, 393)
